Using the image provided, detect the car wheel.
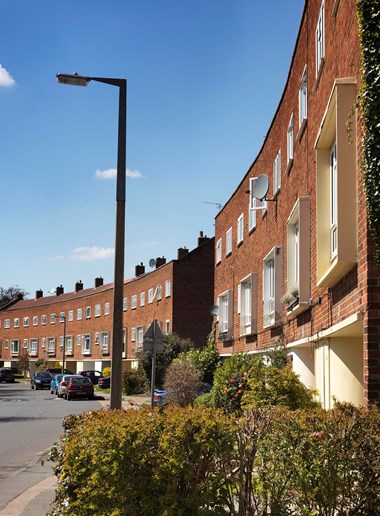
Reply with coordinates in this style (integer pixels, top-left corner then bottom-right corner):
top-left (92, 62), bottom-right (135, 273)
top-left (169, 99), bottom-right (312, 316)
top-left (31, 384), bottom-right (34, 389)
top-left (66, 394), bottom-right (71, 401)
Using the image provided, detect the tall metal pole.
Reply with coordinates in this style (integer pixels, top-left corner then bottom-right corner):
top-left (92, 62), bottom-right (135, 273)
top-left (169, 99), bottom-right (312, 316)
top-left (62, 316), bottom-right (66, 374)
top-left (110, 79), bottom-right (127, 410)
top-left (150, 320), bottom-right (157, 409)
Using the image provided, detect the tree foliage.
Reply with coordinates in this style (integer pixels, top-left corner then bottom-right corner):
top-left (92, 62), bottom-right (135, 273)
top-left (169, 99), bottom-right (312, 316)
top-left (163, 359), bottom-right (202, 407)
top-left (17, 350), bottom-right (30, 376)
top-left (0, 285), bottom-right (28, 307)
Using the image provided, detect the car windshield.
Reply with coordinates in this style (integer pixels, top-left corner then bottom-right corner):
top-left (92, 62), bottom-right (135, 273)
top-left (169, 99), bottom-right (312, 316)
top-left (71, 377), bottom-right (91, 385)
top-left (37, 372), bottom-right (52, 378)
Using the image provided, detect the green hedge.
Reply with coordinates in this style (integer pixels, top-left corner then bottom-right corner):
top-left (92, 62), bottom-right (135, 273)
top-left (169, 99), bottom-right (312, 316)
top-left (50, 404), bottom-right (380, 515)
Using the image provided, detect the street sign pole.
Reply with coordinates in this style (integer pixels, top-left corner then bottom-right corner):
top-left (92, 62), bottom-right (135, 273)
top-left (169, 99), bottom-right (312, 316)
top-left (143, 319), bottom-right (164, 409)
top-left (150, 321), bottom-right (157, 409)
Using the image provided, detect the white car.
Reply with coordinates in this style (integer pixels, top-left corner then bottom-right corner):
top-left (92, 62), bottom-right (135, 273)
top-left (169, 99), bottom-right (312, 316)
top-left (57, 374), bottom-right (76, 398)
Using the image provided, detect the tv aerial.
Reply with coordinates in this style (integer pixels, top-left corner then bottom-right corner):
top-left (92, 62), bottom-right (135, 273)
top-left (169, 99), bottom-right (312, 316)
top-left (203, 201), bottom-right (222, 212)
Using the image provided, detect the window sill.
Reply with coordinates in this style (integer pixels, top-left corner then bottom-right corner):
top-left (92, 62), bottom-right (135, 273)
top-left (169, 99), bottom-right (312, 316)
top-left (225, 251), bottom-right (232, 258)
top-left (297, 118), bottom-right (307, 141)
top-left (237, 240), bottom-right (243, 248)
top-left (286, 301), bottom-right (310, 317)
top-left (286, 158), bottom-right (293, 175)
top-left (82, 351), bottom-right (91, 356)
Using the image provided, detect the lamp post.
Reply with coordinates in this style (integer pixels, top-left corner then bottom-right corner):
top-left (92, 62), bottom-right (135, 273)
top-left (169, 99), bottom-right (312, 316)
top-left (56, 73), bottom-right (127, 409)
top-left (58, 314), bottom-right (66, 374)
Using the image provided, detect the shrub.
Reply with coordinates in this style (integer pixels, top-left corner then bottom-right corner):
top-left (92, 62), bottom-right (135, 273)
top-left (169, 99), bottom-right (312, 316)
top-left (102, 367), bottom-right (111, 378)
top-left (178, 342), bottom-right (221, 385)
top-left (122, 367), bottom-right (148, 395)
top-left (163, 359), bottom-right (202, 407)
top-left (35, 358), bottom-right (47, 371)
top-left (17, 351), bottom-right (30, 376)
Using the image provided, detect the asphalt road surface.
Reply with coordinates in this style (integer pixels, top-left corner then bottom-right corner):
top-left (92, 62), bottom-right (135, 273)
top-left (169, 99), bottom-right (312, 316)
top-left (0, 380), bottom-right (103, 512)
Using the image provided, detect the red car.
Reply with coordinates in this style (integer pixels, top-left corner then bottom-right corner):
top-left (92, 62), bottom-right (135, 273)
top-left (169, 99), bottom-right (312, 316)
top-left (64, 375), bottom-right (94, 400)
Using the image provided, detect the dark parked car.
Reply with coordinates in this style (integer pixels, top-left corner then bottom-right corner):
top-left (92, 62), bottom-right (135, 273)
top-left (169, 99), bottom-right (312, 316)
top-left (31, 371), bottom-right (53, 390)
top-left (98, 376), bottom-right (110, 389)
top-left (0, 368), bottom-right (15, 383)
top-left (78, 370), bottom-right (103, 385)
top-left (64, 376), bottom-right (94, 400)
top-left (50, 374), bottom-right (64, 395)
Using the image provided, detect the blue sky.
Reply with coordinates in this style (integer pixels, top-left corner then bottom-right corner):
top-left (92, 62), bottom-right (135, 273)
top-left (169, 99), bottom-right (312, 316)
top-left (1, 0), bottom-right (304, 298)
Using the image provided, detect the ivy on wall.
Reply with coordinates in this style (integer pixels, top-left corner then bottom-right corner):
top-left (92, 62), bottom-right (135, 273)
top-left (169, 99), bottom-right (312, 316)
top-left (356, 0), bottom-right (380, 269)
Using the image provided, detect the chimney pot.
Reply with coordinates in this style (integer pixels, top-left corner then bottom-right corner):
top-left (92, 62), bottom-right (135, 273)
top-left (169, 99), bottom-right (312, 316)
top-left (177, 247), bottom-right (189, 259)
top-left (75, 281), bottom-right (84, 293)
top-left (135, 263), bottom-right (145, 277)
top-left (155, 256), bottom-right (166, 268)
top-left (95, 277), bottom-right (104, 288)
top-left (198, 231), bottom-right (209, 247)
top-left (35, 289), bottom-right (43, 299)
top-left (56, 285), bottom-right (64, 296)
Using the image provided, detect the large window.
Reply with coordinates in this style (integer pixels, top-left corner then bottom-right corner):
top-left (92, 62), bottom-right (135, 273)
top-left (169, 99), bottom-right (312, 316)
top-left (11, 339), bottom-right (19, 355)
top-left (263, 247), bottom-right (283, 328)
top-left (239, 274), bottom-right (258, 336)
top-left (218, 289), bottom-right (233, 341)
top-left (315, 1), bottom-right (325, 78)
top-left (29, 338), bottom-right (38, 356)
top-left (47, 337), bottom-right (56, 355)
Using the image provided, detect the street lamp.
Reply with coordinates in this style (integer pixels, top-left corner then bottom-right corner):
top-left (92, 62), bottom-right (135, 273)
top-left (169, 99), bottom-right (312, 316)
top-left (56, 72), bottom-right (127, 409)
top-left (57, 314), bottom-right (67, 374)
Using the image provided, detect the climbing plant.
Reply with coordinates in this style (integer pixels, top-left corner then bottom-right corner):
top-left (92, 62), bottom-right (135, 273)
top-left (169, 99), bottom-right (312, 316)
top-left (356, 0), bottom-right (380, 269)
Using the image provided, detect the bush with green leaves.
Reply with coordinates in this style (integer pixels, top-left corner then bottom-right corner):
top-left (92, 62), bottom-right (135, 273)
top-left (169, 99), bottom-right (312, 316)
top-left (241, 361), bottom-right (320, 411)
top-left (122, 366), bottom-right (148, 395)
top-left (178, 343), bottom-right (221, 385)
top-left (49, 407), bottom-right (237, 515)
top-left (135, 333), bottom-right (193, 388)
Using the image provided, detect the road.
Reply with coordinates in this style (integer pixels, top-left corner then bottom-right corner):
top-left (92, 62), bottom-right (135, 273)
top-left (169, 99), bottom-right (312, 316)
top-left (0, 380), bottom-right (103, 513)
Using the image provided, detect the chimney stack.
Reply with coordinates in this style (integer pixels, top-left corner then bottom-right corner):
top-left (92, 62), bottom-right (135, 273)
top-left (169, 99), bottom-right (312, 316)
top-left (177, 247), bottom-right (189, 259)
top-left (75, 281), bottom-right (83, 293)
top-left (198, 230), bottom-right (209, 246)
top-left (135, 263), bottom-right (145, 277)
top-left (155, 257), bottom-right (166, 268)
top-left (35, 289), bottom-right (43, 300)
top-left (56, 285), bottom-right (64, 296)
top-left (95, 277), bottom-right (104, 288)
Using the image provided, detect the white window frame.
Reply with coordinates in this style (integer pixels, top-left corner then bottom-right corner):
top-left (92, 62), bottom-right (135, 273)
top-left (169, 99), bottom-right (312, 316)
top-left (131, 295), bottom-right (137, 310)
top-left (4, 319), bottom-right (10, 329)
top-left (263, 253), bottom-right (275, 328)
top-left (101, 331), bottom-right (109, 353)
top-left (165, 279), bottom-right (171, 297)
top-left (95, 332), bottom-right (100, 344)
top-left (33, 316), bottom-right (38, 326)
top-left (41, 315), bottom-right (47, 325)
top-left (95, 304), bottom-right (101, 317)
top-left (41, 337), bottom-right (46, 348)
top-left (50, 314), bottom-right (56, 324)
top-left (140, 292), bottom-right (145, 307)
top-left (299, 66), bottom-right (308, 126)
top-left (29, 338), bottom-right (38, 356)
top-left (165, 320), bottom-right (170, 335)
top-left (82, 334), bottom-right (91, 355)
top-left (131, 327), bottom-right (136, 342)
top-left (14, 318), bottom-right (19, 328)
top-left (330, 141), bottom-right (338, 259)
top-left (11, 339), bottom-right (19, 355)
top-left (68, 310), bottom-right (73, 322)
top-left (156, 284), bottom-right (162, 300)
top-left (47, 337), bottom-right (56, 355)
top-left (59, 312), bottom-right (65, 323)
top-left (226, 227), bottom-right (232, 255)
top-left (148, 288), bottom-right (154, 303)
top-left (123, 297), bottom-right (127, 311)
top-left (216, 238), bottom-right (222, 264)
top-left (316, 1), bottom-right (325, 77)
top-left (77, 335), bottom-right (81, 346)
top-left (85, 306), bottom-right (91, 319)
top-left (249, 177), bottom-right (267, 232)
top-left (77, 308), bottom-right (82, 321)
top-left (23, 338), bottom-right (28, 349)
top-left (237, 214), bottom-right (244, 245)
top-left (23, 317), bottom-right (29, 327)
top-left (240, 276), bottom-right (252, 330)
top-left (66, 336), bottom-right (73, 354)
top-left (287, 114), bottom-right (294, 164)
top-left (104, 302), bottom-right (110, 315)
top-left (219, 292), bottom-right (229, 334)
top-left (137, 326), bottom-right (144, 348)
top-left (273, 150), bottom-right (281, 194)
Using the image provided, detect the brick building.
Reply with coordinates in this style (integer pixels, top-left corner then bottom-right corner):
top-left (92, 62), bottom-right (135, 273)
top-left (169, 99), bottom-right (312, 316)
top-left (214, 0), bottom-right (380, 407)
top-left (0, 232), bottom-right (214, 375)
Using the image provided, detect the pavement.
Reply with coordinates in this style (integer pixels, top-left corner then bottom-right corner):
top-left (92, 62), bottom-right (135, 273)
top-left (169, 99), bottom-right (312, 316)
top-left (0, 394), bottom-right (150, 516)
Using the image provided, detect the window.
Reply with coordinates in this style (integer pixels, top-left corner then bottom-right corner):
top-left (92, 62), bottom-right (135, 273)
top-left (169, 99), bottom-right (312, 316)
top-left (41, 337), bottom-right (46, 348)
top-left (85, 306), bottom-right (91, 319)
top-left (287, 197), bottom-right (311, 316)
top-left (11, 339), bottom-right (19, 355)
top-left (330, 142), bottom-right (337, 259)
top-left (23, 317), bottom-right (29, 327)
top-left (218, 290), bottom-right (233, 340)
top-left (95, 332), bottom-right (100, 344)
top-left (123, 298), bottom-right (127, 311)
top-left (239, 274), bottom-right (258, 335)
top-left (4, 340), bottom-right (9, 349)
top-left (237, 214), bottom-right (244, 245)
top-left (68, 310), bottom-right (73, 322)
top-left (59, 336), bottom-right (64, 349)
top-left (131, 295), bottom-right (137, 309)
top-left (95, 304), bottom-right (101, 317)
top-left (122, 328), bottom-right (127, 357)
top-left (249, 177), bottom-right (267, 231)
top-left (41, 315), bottom-right (47, 325)
top-left (50, 313), bottom-right (56, 324)
top-left (273, 151), bottom-right (281, 194)
top-left (77, 335), bottom-right (81, 346)
top-left (59, 312), bottom-right (65, 323)
top-left (299, 66), bottom-right (308, 131)
top-left (23, 338), bottom-right (28, 348)
top-left (82, 334), bottom-right (91, 355)
top-left (131, 328), bottom-right (136, 342)
top-left (33, 316), bottom-right (38, 326)
top-left (47, 337), bottom-right (56, 355)
top-left (29, 339), bottom-right (38, 356)
top-left (226, 227), bottom-right (232, 255)
top-left (140, 292), bottom-right (145, 307)
top-left (101, 332), bottom-right (109, 353)
top-left (137, 326), bottom-right (144, 348)
top-left (104, 302), bottom-right (110, 315)
top-left (263, 247), bottom-right (283, 328)
top-left (165, 320), bottom-right (170, 335)
top-left (216, 238), bottom-right (222, 264)
top-left (77, 308), bottom-right (82, 320)
top-left (14, 318), bottom-right (19, 328)
top-left (315, 80), bottom-right (357, 287)
top-left (287, 114), bottom-right (294, 165)
top-left (66, 336), bottom-right (73, 354)
top-left (156, 284), bottom-right (162, 300)
top-left (148, 288), bottom-right (154, 303)
top-left (4, 319), bottom-right (10, 329)
top-left (316, 1), bottom-right (325, 77)
top-left (165, 280), bottom-right (171, 297)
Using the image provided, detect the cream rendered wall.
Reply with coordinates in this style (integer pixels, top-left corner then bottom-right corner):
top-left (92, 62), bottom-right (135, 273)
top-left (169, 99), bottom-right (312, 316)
top-left (291, 347), bottom-right (315, 389)
top-left (315, 340), bottom-right (330, 408)
top-left (329, 337), bottom-right (363, 406)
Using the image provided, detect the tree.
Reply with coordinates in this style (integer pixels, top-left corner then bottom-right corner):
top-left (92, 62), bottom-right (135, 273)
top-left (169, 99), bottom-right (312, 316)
top-left (17, 351), bottom-right (30, 376)
top-left (0, 285), bottom-right (28, 308)
top-left (163, 359), bottom-right (202, 407)
top-left (135, 333), bottom-right (193, 388)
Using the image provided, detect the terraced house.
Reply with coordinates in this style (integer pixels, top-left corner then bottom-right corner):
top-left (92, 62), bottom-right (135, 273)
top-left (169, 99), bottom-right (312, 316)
top-left (0, 232), bottom-right (214, 375)
top-left (214, 0), bottom-right (380, 407)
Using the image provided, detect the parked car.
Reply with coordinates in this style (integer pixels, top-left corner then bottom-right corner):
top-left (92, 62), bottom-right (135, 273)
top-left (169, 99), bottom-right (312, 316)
top-left (50, 374), bottom-right (64, 395)
top-left (57, 375), bottom-right (75, 398)
top-left (0, 368), bottom-right (15, 383)
top-left (46, 367), bottom-right (74, 377)
top-left (31, 371), bottom-right (53, 389)
top-left (153, 383), bottom-right (212, 406)
top-left (64, 375), bottom-right (94, 401)
top-left (98, 376), bottom-right (110, 389)
top-left (78, 370), bottom-right (103, 385)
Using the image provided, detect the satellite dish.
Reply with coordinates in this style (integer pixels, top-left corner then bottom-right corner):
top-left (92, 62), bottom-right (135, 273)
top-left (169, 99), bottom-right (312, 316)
top-left (210, 305), bottom-right (219, 316)
top-left (253, 175), bottom-right (269, 201)
top-left (149, 258), bottom-right (156, 268)
top-left (48, 288), bottom-right (57, 295)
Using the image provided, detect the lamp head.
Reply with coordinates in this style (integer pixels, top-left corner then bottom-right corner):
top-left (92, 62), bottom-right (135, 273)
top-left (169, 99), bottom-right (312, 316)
top-left (56, 73), bottom-right (90, 87)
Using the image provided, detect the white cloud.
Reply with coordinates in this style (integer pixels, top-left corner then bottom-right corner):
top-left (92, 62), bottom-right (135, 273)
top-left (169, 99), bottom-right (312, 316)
top-left (95, 168), bottom-right (142, 180)
top-left (48, 246), bottom-right (114, 262)
top-left (0, 65), bottom-right (15, 87)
